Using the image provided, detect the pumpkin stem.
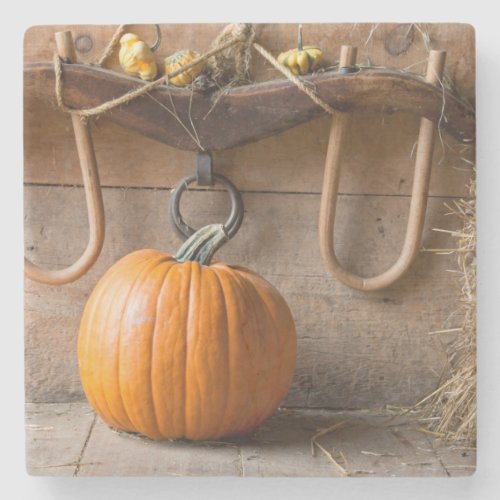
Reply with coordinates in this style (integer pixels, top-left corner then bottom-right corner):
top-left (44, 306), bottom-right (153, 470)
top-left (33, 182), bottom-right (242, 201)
top-left (174, 224), bottom-right (229, 265)
top-left (297, 24), bottom-right (303, 51)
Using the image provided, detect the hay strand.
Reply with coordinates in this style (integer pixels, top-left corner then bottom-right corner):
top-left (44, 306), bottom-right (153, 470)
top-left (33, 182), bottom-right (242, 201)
top-left (310, 421), bottom-right (349, 476)
top-left (415, 173), bottom-right (476, 446)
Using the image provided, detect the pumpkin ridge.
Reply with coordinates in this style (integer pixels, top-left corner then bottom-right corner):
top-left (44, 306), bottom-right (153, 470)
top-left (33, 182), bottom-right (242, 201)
top-left (227, 266), bottom-right (274, 434)
top-left (80, 257), bottom-right (134, 428)
top-left (213, 265), bottom-right (260, 436)
top-left (117, 254), bottom-right (170, 435)
top-left (207, 265), bottom-right (242, 436)
top-left (306, 51), bottom-right (313, 72)
top-left (180, 262), bottom-right (193, 437)
top-left (237, 272), bottom-right (278, 425)
top-left (149, 259), bottom-right (177, 438)
top-left (149, 261), bottom-right (190, 438)
top-left (83, 252), bottom-right (163, 429)
top-left (170, 262), bottom-right (189, 437)
top-left (208, 266), bottom-right (232, 438)
top-left (96, 270), bottom-right (136, 429)
top-left (227, 267), bottom-right (261, 434)
top-left (185, 261), bottom-right (213, 439)
top-left (242, 272), bottom-right (295, 421)
top-left (194, 263), bottom-right (207, 437)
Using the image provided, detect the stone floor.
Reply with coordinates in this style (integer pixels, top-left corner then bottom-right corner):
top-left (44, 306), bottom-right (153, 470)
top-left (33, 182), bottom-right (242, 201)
top-left (25, 402), bottom-right (476, 477)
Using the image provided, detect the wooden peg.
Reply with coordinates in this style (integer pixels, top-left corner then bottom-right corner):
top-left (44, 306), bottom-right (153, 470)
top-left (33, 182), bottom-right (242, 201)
top-left (318, 48), bottom-right (447, 291)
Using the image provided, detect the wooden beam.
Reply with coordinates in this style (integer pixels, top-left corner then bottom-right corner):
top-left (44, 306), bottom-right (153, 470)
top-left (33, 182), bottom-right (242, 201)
top-left (25, 62), bottom-right (475, 151)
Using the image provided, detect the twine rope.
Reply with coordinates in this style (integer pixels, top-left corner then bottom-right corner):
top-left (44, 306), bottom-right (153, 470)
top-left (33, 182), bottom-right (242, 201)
top-left (54, 53), bottom-right (72, 114)
top-left (54, 34), bottom-right (247, 118)
top-left (208, 23), bottom-right (255, 85)
top-left (54, 23), bottom-right (336, 120)
top-left (94, 24), bottom-right (127, 67)
top-left (53, 23), bottom-right (129, 114)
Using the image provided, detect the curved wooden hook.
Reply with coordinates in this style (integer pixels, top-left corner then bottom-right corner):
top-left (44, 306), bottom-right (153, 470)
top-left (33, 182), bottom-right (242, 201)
top-left (24, 31), bottom-right (105, 285)
top-left (319, 47), bottom-right (446, 291)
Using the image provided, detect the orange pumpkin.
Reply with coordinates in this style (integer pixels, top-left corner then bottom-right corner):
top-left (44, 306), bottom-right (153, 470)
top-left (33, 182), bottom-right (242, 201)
top-left (78, 224), bottom-right (296, 440)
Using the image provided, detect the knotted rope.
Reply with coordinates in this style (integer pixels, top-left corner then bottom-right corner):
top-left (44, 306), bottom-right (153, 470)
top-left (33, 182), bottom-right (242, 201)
top-left (207, 23), bottom-right (255, 85)
top-left (54, 30), bottom-right (249, 118)
top-left (54, 24), bottom-right (129, 114)
top-left (54, 23), bottom-right (336, 120)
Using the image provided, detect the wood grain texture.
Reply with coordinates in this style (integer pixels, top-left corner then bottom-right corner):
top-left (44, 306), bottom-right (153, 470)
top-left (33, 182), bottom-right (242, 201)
top-left (25, 186), bottom-right (463, 407)
top-left (25, 403), bottom-right (476, 477)
top-left (25, 402), bottom-right (96, 476)
top-left (431, 444), bottom-right (477, 477)
top-left (24, 23), bottom-right (475, 196)
top-left (23, 23), bottom-right (475, 100)
top-left (24, 23), bottom-right (475, 408)
top-left (24, 62), bottom-right (474, 150)
top-left (23, 99), bottom-right (475, 198)
top-left (79, 418), bottom-right (242, 476)
top-left (241, 409), bottom-right (453, 477)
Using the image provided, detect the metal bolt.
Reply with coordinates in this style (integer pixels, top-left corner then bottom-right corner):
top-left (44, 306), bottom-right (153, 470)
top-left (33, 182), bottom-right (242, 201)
top-left (75, 34), bottom-right (94, 53)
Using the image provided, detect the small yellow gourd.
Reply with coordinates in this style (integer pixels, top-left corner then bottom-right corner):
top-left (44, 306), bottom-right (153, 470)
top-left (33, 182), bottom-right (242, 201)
top-left (277, 25), bottom-right (323, 76)
top-left (119, 33), bottom-right (158, 81)
top-left (164, 50), bottom-right (205, 86)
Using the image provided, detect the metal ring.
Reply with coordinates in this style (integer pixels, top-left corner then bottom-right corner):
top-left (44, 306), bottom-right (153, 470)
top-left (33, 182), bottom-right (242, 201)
top-left (170, 173), bottom-right (244, 240)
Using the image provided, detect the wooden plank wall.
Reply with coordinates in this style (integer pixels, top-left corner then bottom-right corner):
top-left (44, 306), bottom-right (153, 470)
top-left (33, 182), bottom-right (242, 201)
top-left (24, 23), bottom-right (475, 408)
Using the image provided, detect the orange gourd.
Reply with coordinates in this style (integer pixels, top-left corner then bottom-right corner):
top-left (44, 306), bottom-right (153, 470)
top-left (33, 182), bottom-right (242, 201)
top-left (164, 49), bottom-right (205, 86)
top-left (78, 224), bottom-right (296, 440)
